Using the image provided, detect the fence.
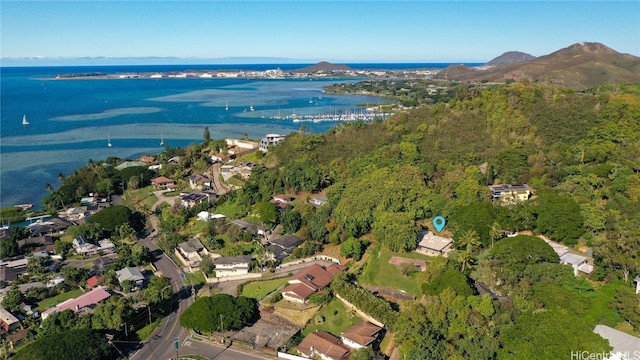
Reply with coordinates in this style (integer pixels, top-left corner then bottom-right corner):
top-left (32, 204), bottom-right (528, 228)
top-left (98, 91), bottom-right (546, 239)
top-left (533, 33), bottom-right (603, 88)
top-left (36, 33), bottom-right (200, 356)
top-left (205, 272), bottom-right (263, 284)
top-left (334, 293), bottom-right (385, 328)
top-left (277, 352), bottom-right (308, 360)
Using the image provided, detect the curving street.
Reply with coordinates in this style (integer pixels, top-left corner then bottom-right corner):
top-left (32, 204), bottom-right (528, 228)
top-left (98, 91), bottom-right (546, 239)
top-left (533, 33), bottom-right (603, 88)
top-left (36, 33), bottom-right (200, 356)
top-left (128, 179), bottom-right (267, 360)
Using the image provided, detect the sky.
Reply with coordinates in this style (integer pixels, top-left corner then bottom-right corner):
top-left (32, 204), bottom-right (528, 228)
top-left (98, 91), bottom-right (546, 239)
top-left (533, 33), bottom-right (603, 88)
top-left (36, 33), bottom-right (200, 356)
top-left (1, 1), bottom-right (639, 65)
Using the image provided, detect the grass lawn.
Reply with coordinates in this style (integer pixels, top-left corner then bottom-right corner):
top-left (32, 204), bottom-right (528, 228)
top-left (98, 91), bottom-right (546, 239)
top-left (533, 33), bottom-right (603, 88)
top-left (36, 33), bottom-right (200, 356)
top-left (37, 289), bottom-right (84, 311)
top-left (241, 278), bottom-right (288, 300)
top-left (273, 300), bottom-right (320, 327)
top-left (185, 220), bottom-right (208, 237)
top-left (136, 319), bottom-right (161, 341)
top-left (614, 321), bottom-right (640, 337)
top-left (361, 246), bottom-right (430, 296)
top-left (227, 175), bottom-right (245, 187)
top-left (184, 271), bottom-right (206, 286)
top-left (142, 194), bottom-right (158, 209)
top-left (301, 298), bottom-right (362, 337)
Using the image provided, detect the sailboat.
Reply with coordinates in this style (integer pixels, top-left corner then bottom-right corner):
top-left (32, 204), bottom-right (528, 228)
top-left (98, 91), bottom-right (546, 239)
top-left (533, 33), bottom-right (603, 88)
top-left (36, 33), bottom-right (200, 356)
top-left (225, 101), bottom-right (229, 111)
top-left (22, 115), bottom-right (29, 125)
top-left (160, 133), bottom-right (164, 146)
top-left (107, 133), bottom-right (112, 147)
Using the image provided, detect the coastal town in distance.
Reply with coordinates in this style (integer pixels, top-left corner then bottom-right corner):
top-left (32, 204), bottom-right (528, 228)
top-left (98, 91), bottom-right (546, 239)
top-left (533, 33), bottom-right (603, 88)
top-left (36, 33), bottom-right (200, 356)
top-left (51, 61), bottom-right (442, 80)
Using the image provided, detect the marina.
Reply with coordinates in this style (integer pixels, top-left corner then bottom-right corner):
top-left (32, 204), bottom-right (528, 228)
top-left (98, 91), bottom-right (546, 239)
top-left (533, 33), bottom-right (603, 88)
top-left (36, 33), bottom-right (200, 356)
top-left (270, 107), bottom-right (393, 123)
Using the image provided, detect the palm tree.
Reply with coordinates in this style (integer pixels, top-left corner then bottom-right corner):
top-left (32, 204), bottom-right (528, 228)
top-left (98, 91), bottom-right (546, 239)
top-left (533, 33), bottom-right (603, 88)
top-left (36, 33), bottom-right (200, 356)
top-left (45, 183), bottom-right (53, 192)
top-left (58, 173), bottom-right (65, 183)
top-left (489, 222), bottom-right (503, 247)
top-left (457, 229), bottom-right (481, 253)
top-left (457, 250), bottom-right (475, 272)
top-left (456, 229), bottom-right (481, 272)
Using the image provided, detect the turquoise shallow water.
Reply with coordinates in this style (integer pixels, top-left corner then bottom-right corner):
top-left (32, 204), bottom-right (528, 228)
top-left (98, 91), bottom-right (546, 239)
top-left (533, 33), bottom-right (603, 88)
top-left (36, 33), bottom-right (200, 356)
top-left (0, 65), bottom-right (381, 208)
top-left (1, 63), bottom-right (475, 208)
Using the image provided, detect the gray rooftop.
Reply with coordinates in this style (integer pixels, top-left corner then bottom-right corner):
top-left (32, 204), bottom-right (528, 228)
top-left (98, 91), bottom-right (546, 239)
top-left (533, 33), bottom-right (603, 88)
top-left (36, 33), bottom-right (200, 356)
top-left (559, 252), bottom-right (588, 266)
top-left (593, 325), bottom-right (640, 354)
top-left (214, 255), bottom-right (252, 265)
top-left (116, 267), bottom-right (145, 282)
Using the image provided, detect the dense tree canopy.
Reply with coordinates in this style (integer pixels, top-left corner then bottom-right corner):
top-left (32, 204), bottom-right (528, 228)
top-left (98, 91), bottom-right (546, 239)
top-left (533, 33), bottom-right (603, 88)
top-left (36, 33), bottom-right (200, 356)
top-left (13, 328), bottom-right (110, 360)
top-left (498, 310), bottom-right (611, 359)
top-left (180, 294), bottom-right (258, 332)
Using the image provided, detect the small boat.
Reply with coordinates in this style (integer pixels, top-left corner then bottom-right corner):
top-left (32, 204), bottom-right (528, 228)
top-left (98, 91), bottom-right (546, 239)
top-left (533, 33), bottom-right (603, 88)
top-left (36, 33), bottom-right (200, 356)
top-left (107, 133), bottom-right (112, 147)
top-left (160, 133), bottom-right (164, 146)
top-left (249, 103), bottom-right (254, 111)
top-left (225, 101), bottom-right (229, 111)
top-left (22, 115), bottom-right (29, 125)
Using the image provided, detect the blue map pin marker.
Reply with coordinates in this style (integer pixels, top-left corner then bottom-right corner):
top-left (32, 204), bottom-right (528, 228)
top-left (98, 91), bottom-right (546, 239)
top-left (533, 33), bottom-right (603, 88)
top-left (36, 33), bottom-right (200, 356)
top-left (433, 216), bottom-right (446, 232)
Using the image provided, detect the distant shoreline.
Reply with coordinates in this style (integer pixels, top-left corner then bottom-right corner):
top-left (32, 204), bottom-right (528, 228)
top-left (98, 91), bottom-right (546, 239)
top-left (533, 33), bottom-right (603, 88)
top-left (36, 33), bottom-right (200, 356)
top-left (47, 67), bottom-right (444, 81)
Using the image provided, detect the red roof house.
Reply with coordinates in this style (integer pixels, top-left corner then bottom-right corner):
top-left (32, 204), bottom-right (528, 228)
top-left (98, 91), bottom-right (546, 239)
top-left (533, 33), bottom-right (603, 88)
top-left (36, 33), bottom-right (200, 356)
top-left (86, 275), bottom-right (103, 288)
top-left (41, 286), bottom-right (111, 320)
top-left (282, 263), bottom-right (345, 304)
top-left (340, 321), bottom-right (383, 349)
top-left (297, 331), bottom-right (351, 360)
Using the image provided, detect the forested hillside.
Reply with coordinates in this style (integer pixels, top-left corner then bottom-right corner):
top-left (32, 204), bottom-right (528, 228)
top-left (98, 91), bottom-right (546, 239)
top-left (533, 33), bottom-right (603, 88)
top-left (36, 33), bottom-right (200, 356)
top-left (25, 81), bottom-right (640, 358)
top-left (227, 82), bottom-right (640, 357)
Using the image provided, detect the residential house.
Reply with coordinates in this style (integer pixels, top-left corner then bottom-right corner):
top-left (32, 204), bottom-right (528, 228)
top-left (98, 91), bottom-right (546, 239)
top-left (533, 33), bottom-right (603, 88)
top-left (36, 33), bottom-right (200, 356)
top-left (86, 275), bottom-right (103, 288)
top-left (340, 321), bottom-right (383, 349)
top-left (230, 219), bottom-right (269, 240)
top-left (264, 235), bottom-right (303, 263)
top-left (0, 307), bottom-right (20, 333)
top-left (282, 263), bottom-right (345, 304)
top-left (167, 156), bottom-right (181, 165)
top-left (72, 237), bottom-right (114, 257)
top-left (559, 253), bottom-right (594, 276)
top-left (593, 325), bottom-right (640, 358)
top-left (180, 192), bottom-right (209, 208)
top-left (0, 282), bottom-right (45, 299)
top-left (259, 134), bottom-right (286, 152)
top-left (488, 184), bottom-right (533, 204)
top-left (309, 194), bottom-right (328, 208)
top-left (58, 206), bottom-right (91, 222)
top-left (41, 286), bottom-right (111, 320)
top-left (416, 231), bottom-right (453, 257)
top-left (115, 267), bottom-right (145, 289)
top-left (17, 235), bottom-right (55, 254)
top-left (220, 165), bottom-right (236, 174)
top-left (26, 218), bottom-right (72, 237)
top-left (296, 331), bottom-right (351, 360)
top-left (272, 194), bottom-right (293, 208)
top-left (97, 239), bottom-right (116, 254)
top-left (0, 257), bottom-right (28, 287)
top-left (213, 255), bottom-right (252, 278)
top-left (541, 237), bottom-right (594, 276)
top-left (151, 176), bottom-right (176, 190)
top-left (177, 239), bottom-right (207, 268)
top-left (189, 174), bottom-right (211, 190)
top-left (139, 155), bottom-right (157, 163)
top-left (90, 256), bottom-right (117, 275)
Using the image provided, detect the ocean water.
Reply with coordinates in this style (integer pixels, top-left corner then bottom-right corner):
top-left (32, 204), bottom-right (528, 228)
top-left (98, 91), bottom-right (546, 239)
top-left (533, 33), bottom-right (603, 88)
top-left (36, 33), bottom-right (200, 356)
top-left (0, 63), bottom-right (469, 209)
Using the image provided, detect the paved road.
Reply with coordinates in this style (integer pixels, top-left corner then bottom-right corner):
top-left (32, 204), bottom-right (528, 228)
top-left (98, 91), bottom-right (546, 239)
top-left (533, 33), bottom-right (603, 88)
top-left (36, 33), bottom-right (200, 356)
top-left (127, 188), bottom-right (267, 360)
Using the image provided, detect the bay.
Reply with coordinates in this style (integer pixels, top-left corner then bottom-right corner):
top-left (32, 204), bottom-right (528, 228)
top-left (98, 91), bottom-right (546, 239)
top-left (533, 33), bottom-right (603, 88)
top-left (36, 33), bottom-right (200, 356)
top-left (0, 63), bottom-right (466, 209)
